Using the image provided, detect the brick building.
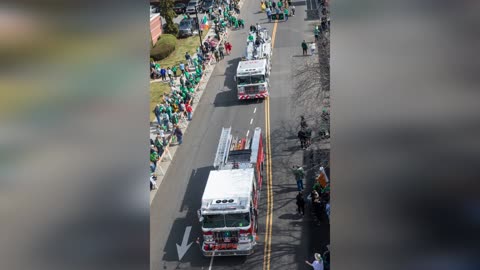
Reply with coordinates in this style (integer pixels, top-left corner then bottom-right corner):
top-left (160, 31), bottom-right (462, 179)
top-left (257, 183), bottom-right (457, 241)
top-left (150, 13), bottom-right (163, 44)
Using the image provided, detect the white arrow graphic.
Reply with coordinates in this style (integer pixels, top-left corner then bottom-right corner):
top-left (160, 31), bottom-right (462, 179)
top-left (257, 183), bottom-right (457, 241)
top-left (176, 226), bottom-right (193, 261)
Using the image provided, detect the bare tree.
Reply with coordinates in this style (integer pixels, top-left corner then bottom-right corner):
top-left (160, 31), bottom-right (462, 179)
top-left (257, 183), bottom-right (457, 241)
top-left (291, 30), bottom-right (330, 133)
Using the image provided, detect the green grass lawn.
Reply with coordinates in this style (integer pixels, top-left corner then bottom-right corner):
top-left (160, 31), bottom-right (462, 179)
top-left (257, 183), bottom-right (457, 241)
top-left (150, 82), bottom-right (171, 121)
top-left (155, 31), bottom-right (208, 69)
top-left (150, 31), bottom-right (209, 121)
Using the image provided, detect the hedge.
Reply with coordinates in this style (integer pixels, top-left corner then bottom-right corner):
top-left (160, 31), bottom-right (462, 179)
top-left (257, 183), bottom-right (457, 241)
top-left (150, 34), bottom-right (177, 61)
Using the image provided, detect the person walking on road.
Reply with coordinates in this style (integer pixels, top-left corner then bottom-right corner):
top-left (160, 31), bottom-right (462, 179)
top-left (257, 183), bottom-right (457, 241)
top-left (314, 25), bottom-right (320, 41)
top-left (283, 7), bottom-right (289, 21)
top-left (292, 165), bottom-right (305, 191)
top-left (310, 42), bottom-right (316, 55)
top-left (173, 125), bottom-right (183, 145)
top-left (300, 115), bottom-right (308, 129)
top-left (302, 40), bottom-right (308, 55)
top-left (305, 253), bottom-right (324, 270)
top-left (266, 7), bottom-right (272, 22)
top-left (219, 42), bottom-right (225, 59)
top-left (296, 191), bottom-right (305, 215)
top-left (225, 41), bottom-right (232, 55)
top-left (291, 4), bottom-right (295, 16)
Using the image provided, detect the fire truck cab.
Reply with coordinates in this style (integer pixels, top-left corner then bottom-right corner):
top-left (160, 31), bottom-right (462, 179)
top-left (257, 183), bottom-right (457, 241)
top-left (198, 127), bottom-right (265, 256)
top-left (235, 28), bottom-right (272, 100)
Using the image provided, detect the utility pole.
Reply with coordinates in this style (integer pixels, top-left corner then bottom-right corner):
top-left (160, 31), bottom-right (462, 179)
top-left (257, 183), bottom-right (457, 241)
top-left (194, 6), bottom-right (203, 47)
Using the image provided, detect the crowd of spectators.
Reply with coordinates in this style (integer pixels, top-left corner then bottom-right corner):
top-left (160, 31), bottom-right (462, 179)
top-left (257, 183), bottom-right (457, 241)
top-left (149, 2), bottom-right (234, 190)
top-left (309, 166), bottom-right (330, 225)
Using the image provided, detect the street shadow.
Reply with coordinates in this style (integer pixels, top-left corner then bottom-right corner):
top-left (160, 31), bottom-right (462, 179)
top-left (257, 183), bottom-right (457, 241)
top-left (292, 54), bottom-right (310, 57)
top-left (304, 10), bottom-right (320, 21)
top-left (291, 0), bottom-right (307, 6)
top-left (223, 57), bottom-right (240, 88)
top-left (161, 166), bottom-right (213, 266)
top-left (278, 213), bottom-right (303, 220)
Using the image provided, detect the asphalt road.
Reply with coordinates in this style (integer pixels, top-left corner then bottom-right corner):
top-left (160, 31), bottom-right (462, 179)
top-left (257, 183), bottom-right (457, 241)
top-left (151, 1), bottom-right (329, 269)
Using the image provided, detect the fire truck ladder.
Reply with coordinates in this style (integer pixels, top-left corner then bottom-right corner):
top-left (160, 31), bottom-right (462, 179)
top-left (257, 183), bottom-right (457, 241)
top-left (213, 127), bottom-right (233, 168)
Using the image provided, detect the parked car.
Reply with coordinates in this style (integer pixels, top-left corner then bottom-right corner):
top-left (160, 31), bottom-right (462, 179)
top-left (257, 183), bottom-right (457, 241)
top-left (201, 0), bottom-right (215, 12)
top-left (150, 5), bottom-right (160, 14)
top-left (178, 18), bottom-right (199, 38)
top-left (186, 0), bottom-right (202, 14)
top-left (173, 2), bottom-right (187, 14)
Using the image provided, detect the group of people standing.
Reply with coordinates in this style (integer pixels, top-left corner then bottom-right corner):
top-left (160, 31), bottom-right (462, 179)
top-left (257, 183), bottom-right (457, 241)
top-left (292, 164), bottom-right (330, 231)
top-left (293, 165), bottom-right (331, 269)
top-left (263, 0), bottom-right (295, 22)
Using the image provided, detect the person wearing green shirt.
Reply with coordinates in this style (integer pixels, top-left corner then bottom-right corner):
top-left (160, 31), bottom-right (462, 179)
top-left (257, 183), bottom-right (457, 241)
top-left (248, 34), bottom-right (254, 42)
top-left (234, 17), bottom-right (239, 29)
top-left (172, 65), bottom-right (178, 77)
top-left (277, 0), bottom-right (282, 9)
top-left (291, 165), bottom-right (305, 191)
top-left (238, 18), bottom-right (245, 29)
top-left (150, 149), bottom-right (159, 172)
top-left (284, 7), bottom-right (289, 21)
top-left (165, 105), bottom-right (172, 120)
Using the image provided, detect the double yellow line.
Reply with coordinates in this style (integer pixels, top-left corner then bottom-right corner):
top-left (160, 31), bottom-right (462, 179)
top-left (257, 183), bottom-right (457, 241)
top-left (263, 20), bottom-right (278, 270)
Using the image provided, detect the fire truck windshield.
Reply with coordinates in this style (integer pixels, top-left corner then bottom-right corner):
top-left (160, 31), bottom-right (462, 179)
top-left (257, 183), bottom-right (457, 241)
top-left (237, 76), bottom-right (250, 85)
top-left (225, 213), bottom-right (250, 227)
top-left (202, 214), bottom-right (225, 228)
top-left (250, 75), bottom-right (265, 84)
top-left (202, 213), bottom-right (250, 228)
top-left (237, 75), bottom-right (265, 85)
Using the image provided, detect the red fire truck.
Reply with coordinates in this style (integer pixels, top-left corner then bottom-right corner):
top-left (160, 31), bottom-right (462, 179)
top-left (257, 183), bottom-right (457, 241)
top-left (197, 127), bottom-right (265, 256)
